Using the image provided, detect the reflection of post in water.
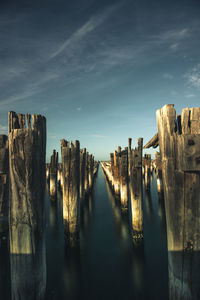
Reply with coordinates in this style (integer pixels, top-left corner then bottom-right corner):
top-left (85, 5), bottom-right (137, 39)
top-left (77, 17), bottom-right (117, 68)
top-left (144, 154), bottom-right (151, 190)
top-left (9, 112), bottom-right (46, 300)
top-left (0, 237), bottom-right (11, 300)
top-left (63, 242), bottom-right (82, 300)
top-left (60, 140), bottom-right (80, 247)
top-left (129, 138), bottom-right (143, 244)
top-left (0, 135), bottom-right (9, 235)
top-left (49, 150), bottom-right (58, 201)
top-left (131, 242), bottom-right (145, 298)
top-left (156, 105), bottom-right (200, 299)
top-left (145, 190), bottom-right (153, 222)
top-left (104, 171), bottom-right (130, 249)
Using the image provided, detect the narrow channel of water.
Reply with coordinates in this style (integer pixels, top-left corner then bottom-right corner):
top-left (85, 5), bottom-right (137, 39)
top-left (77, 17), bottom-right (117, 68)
top-left (0, 165), bottom-right (169, 299)
top-left (45, 165), bottom-right (169, 300)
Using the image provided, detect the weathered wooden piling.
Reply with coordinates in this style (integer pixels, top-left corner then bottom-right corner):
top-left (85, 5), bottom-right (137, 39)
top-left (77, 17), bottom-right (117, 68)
top-left (9, 111), bottom-right (46, 300)
top-left (128, 138), bottom-right (132, 177)
top-left (155, 152), bottom-right (163, 194)
top-left (156, 104), bottom-right (200, 299)
top-left (113, 150), bottom-right (120, 195)
top-left (57, 163), bottom-right (63, 190)
top-left (0, 135), bottom-right (9, 234)
top-left (46, 163), bottom-right (50, 181)
top-left (119, 149), bottom-right (128, 211)
top-left (144, 154), bottom-right (151, 190)
top-left (80, 148), bottom-right (86, 200)
top-left (130, 138), bottom-right (143, 243)
top-left (60, 140), bottom-right (80, 246)
top-left (88, 154), bottom-right (94, 191)
top-left (49, 149), bottom-right (58, 200)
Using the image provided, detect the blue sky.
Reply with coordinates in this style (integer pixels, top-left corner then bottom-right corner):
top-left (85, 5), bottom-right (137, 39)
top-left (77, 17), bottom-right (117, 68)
top-left (1, 0), bottom-right (200, 161)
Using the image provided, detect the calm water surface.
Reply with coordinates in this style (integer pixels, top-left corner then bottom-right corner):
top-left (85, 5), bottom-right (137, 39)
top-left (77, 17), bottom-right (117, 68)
top-left (0, 165), bottom-right (169, 300)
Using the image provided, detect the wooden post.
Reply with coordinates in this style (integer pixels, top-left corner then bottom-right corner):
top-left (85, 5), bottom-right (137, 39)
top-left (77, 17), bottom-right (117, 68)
top-left (84, 152), bottom-right (89, 194)
top-left (46, 163), bottom-right (50, 181)
top-left (155, 152), bottom-right (163, 194)
top-left (80, 148), bottom-right (86, 200)
top-left (0, 135), bottom-right (9, 235)
top-left (110, 153), bottom-right (114, 188)
top-left (57, 163), bottom-right (62, 190)
top-left (144, 154), bottom-right (151, 190)
top-left (49, 150), bottom-right (58, 200)
top-left (128, 138), bottom-right (132, 177)
top-left (60, 140), bottom-right (80, 246)
top-left (157, 104), bottom-right (200, 299)
top-left (9, 111), bottom-right (46, 300)
top-left (113, 150), bottom-right (120, 195)
top-left (119, 150), bottom-right (128, 211)
top-left (88, 154), bottom-right (94, 191)
top-left (130, 138), bottom-right (143, 243)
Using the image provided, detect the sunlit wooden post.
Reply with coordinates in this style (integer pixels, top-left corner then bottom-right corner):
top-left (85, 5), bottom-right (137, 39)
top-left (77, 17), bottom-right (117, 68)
top-left (60, 139), bottom-right (80, 246)
top-left (84, 152), bottom-right (89, 194)
top-left (88, 154), bottom-right (94, 191)
top-left (157, 104), bottom-right (200, 299)
top-left (155, 152), bottom-right (163, 194)
top-left (46, 164), bottom-right (50, 181)
top-left (49, 149), bottom-right (58, 200)
top-left (0, 135), bottom-right (9, 234)
top-left (119, 149), bottom-right (128, 211)
top-left (128, 138), bottom-right (132, 177)
top-left (130, 138), bottom-right (143, 243)
top-left (110, 153), bottom-right (114, 188)
top-left (113, 149), bottom-right (120, 195)
top-left (9, 111), bottom-right (46, 300)
top-left (80, 148), bottom-right (86, 200)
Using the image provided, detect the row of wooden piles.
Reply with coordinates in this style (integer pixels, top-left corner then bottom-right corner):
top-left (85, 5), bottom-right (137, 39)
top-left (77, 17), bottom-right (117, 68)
top-left (103, 104), bottom-right (200, 300)
top-left (101, 138), bottom-right (144, 242)
top-left (46, 141), bottom-right (99, 246)
top-left (0, 111), bottom-right (98, 300)
top-left (0, 111), bottom-right (47, 300)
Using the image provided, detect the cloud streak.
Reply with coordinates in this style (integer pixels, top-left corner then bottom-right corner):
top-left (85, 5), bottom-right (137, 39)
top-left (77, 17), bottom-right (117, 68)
top-left (49, 3), bottom-right (121, 60)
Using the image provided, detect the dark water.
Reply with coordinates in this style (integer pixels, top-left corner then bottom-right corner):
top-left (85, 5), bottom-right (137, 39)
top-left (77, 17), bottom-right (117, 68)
top-left (0, 165), bottom-right (169, 300)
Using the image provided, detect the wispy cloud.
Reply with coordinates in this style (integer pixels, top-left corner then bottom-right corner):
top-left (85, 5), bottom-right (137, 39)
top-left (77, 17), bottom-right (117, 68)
top-left (49, 4), bottom-right (120, 60)
top-left (185, 64), bottom-right (200, 89)
top-left (77, 107), bottom-right (82, 111)
top-left (185, 93), bottom-right (196, 98)
top-left (163, 73), bottom-right (174, 80)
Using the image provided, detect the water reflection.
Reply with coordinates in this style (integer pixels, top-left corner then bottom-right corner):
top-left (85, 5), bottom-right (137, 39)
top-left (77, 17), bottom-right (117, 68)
top-left (0, 236), bottom-right (10, 300)
top-left (10, 239), bottom-right (46, 300)
top-left (168, 251), bottom-right (200, 300)
top-left (144, 189), bottom-right (153, 223)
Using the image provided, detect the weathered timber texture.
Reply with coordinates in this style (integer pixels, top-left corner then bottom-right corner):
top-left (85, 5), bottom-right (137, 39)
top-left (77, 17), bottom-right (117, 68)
top-left (130, 138), bottom-right (143, 243)
top-left (113, 150), bottom-right (120, 195)
top-left (155, 152), bottom-right (163, 194)
top-left (119, 149), bottom-right (128, 211)
top-left (9, 111), bottom-right (46, 300)
top-left (0, 135), bottom-right (9, 234)
top-left (156, 104), bottom-right (200, 300)
top-left (143, 133), bottom-right (159, 149)
top-left (60, 140), bottom-right (80, 245)
top-left (49, 150), bottom-right (58, 200)
top-left (80, 148), bottom-right (86, 200)
top-left (57, 163), bottom-right (63, 189)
